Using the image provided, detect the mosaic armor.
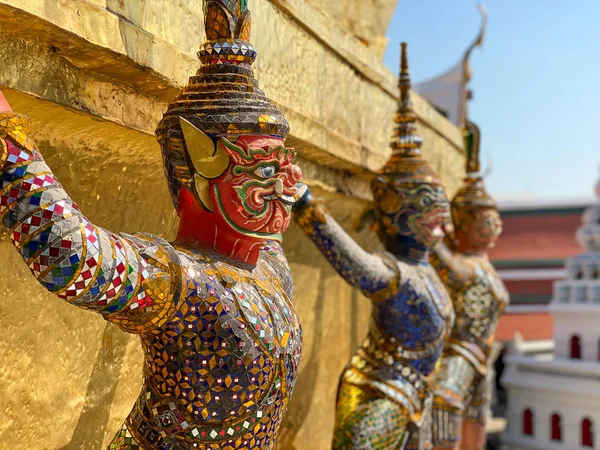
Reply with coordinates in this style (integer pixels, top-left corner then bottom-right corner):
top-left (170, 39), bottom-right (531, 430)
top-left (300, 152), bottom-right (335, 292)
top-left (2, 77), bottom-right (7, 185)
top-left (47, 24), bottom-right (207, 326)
top-left (0, 1), bottom-right (305, 449)
top-left (430, 119), bottom-right (508, 449)
top-left (430, 246), bottom-right (508, 447)
top-left (294, 44), bottom-right (455, 450)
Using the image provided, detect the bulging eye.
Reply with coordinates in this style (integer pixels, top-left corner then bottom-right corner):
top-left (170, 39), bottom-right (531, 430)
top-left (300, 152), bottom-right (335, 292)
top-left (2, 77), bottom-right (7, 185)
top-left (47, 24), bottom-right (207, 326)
top-left (254, 165), bottom-right (277, 178)
top-left (422, 197), bottom-right (432, 206)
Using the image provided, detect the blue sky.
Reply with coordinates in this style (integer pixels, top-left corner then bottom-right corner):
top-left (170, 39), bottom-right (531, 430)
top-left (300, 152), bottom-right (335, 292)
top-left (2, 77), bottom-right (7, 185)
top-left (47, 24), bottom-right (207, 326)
top-left (384, 1), bottom-right (599, 201)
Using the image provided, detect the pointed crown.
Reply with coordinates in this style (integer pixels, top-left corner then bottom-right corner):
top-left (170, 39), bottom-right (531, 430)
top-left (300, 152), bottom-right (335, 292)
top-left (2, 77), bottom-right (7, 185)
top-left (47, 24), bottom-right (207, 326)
top-left (155, 0), bottom-right (290, 208)
top-left (381, 43), bottom-right (442, 186)
top-left (451, 120), bottom-right (496, 211)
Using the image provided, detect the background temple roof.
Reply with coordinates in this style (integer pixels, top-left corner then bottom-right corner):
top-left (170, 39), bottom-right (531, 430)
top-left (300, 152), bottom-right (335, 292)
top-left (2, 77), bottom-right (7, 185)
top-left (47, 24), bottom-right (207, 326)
top-left (496, 197), bottom-right (595, 212)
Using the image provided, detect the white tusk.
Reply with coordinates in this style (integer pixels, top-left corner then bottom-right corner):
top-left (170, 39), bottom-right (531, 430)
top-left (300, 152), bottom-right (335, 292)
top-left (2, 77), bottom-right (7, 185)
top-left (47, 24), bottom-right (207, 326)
top-left (275, 179), bottom-right (284, 195)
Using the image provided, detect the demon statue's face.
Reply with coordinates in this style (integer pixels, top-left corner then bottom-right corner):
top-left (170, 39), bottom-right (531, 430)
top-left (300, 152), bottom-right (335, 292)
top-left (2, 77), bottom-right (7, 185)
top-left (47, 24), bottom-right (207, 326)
top-left (373, 179), bottom-right (450, 249)
top-left (458, 207), bottom-right (502, 251)
top-left (180, 119), bottom-right (305, 242)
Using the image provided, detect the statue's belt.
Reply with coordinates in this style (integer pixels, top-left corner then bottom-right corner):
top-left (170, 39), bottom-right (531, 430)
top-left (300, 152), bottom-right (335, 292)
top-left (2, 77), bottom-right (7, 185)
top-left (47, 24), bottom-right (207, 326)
top-left (343, 355), bottom-right (434, 428)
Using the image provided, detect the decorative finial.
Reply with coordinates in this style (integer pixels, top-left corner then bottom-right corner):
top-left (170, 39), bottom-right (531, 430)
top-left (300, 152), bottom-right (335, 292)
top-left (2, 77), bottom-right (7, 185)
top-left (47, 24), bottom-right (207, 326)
top-left (204, 0), bottom-right (251, 41)
top-left (200, 0), bottom-right (255, 68)
top-left (467, 4), bottom-right (488, 53)
top-left (460, 3), bottom-right (488, 128)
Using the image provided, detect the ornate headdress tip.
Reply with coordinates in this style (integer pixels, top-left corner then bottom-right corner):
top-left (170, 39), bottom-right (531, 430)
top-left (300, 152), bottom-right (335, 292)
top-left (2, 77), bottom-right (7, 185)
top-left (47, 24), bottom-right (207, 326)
top-left (157, 0), bottom-right (289, 150)
top-left (452, 175), bottom-right (497, 210)
top-left (399, 42), bottom-right (411, 101)
top-left (401, 42), bottom-right (408, 73)
top-left (200, 0), bottom-right (254, 70)
top-left (385, 41), bottom-right (424, 168)
top-left (204, 0), bottom-right (251, 38)
top-left (463, 121), bottom-right (482, 174)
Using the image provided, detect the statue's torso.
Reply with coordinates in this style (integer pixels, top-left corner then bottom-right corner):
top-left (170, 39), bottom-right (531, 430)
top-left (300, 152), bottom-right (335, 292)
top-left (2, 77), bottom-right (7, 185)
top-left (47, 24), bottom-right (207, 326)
top-left (345, 259), bottom-right (455, 424)
top-left (443, 256), bottom-right (509, 372)
top-left (126, 240), bottom-right (302, 450)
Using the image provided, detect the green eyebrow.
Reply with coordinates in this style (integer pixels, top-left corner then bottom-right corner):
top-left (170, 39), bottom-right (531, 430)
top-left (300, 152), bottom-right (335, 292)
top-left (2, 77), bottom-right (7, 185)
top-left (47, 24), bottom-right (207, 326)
top-left (233, 161), bottom-right (280, 179)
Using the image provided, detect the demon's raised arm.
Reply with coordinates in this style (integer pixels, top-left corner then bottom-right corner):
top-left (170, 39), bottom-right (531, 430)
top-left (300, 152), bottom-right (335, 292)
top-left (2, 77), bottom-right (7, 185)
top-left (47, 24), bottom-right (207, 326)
top-left (0, 102), bottom-right (181, 334)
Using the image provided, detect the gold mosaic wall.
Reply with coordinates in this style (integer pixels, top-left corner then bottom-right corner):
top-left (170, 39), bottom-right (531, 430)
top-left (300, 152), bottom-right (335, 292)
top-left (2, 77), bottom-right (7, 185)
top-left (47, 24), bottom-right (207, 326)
top-left (0, 1), bottom-right (465, 448)
top-left (304, 0), bottom-right (397, 55)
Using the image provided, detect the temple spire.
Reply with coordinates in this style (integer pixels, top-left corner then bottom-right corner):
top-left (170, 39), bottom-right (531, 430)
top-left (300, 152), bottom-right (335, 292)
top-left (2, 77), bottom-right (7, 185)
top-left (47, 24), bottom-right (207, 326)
top-left (413, 4), bottom-right (487, 127)
top-left (460, 3), bottom-right (487, 128)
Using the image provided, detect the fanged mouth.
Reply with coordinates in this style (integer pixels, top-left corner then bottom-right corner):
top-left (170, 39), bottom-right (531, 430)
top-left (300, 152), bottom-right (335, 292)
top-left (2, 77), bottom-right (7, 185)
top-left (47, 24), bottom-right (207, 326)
top-left (420, 208), bottom-right (450, 238)
top-left (422, 219), bottom-right (445, 238)
top-left (263, 183), bottom-right (307, 205)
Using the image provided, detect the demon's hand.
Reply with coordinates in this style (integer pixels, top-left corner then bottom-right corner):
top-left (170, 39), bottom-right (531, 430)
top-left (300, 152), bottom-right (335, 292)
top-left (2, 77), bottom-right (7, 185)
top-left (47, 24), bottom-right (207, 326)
top-left (291, 184), bottom-right (313, 213)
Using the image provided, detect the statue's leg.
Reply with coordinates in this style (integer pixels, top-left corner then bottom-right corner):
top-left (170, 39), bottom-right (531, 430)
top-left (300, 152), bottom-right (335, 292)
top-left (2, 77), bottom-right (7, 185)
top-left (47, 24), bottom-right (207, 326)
top-left (108, 423), bottom-right (145, 450)
top-left (332, 379), bottom-right (410, 450)
top-left (432, 355), bottom-right (478, 450)
top-left (405, 430), bottom-right (429, 450)
top-left (460, 372), bottom-right (492, 450)
top-left (459, 421), bottom-right (485, 450)
top-left (431, 405), bottom-right (463, 450)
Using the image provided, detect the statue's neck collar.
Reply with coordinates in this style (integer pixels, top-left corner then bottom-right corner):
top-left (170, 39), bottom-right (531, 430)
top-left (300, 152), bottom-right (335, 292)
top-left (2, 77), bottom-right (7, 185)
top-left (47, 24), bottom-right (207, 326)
top-left (385, 238), bottom-right (430, 265)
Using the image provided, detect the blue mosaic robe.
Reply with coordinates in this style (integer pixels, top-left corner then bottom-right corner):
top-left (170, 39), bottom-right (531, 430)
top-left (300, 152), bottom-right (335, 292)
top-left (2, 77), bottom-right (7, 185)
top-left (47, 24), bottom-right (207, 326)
top-left (294, 198), bottom-right (454, 450)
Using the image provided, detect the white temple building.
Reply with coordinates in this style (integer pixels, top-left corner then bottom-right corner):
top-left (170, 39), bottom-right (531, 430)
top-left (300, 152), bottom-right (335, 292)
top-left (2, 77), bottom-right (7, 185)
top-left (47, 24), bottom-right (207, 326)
top-left (501, 171), bottom-right (600, 449)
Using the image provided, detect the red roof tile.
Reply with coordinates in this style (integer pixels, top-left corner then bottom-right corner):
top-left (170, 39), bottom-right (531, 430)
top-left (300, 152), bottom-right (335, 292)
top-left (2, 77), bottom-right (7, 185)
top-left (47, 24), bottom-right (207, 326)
top-left (495, 312), bottom-right (554, 341)
top-left (504, 279), bottom-right (555, 295)
top-left (490, 214), bottom-right (582, 260)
